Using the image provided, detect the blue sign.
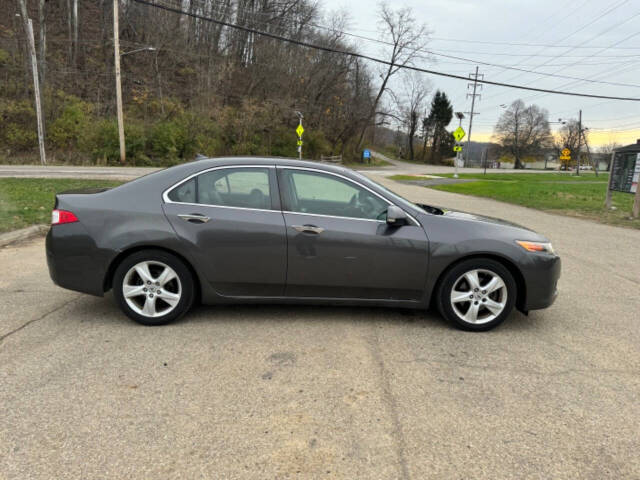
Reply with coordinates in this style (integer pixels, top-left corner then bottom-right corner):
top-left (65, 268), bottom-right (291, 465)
top-left (363, 149), bottom-right (371, 159)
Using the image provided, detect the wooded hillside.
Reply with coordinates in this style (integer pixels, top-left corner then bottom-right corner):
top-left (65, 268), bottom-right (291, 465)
top-left (1, 0), bottom-right (383, 165)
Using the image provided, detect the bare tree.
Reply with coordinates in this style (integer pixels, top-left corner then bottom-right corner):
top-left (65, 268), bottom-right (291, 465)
top-left (597, 140), bottom-right (622, 172)
top-left (393, 72), bottom-right (430, 161)
top-left (355, 2), bottom-right (429, 152)
top-left (494, 100), bottom-right (552, 169)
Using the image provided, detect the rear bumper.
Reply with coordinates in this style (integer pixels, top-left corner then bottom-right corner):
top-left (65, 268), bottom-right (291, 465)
top-left (522, 254), bottom-right (561, 311)
top-left (46, 225), bottom-right (107, 296)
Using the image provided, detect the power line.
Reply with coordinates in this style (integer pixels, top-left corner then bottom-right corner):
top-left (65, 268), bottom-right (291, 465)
top-left (207, 2), bottom-right (640, 87)
top-left (429, 37), bottom-right (640, 49)
top-left (178, 0), bottom-right (640, 59)
top-left (184, 0), bottom-right (640, 90)
top-left (517, 58), bottom-right (640, 105)
top-left (421, 50), bottom-right (640, 88)
top-left (166, 0), bottom-right (640, 94)
top-left (131, 0), bottom-right (640, 102)
top-left (477, 0), bottom-right (637, 101)
top-left (462, 0), bottom-right (629, 97)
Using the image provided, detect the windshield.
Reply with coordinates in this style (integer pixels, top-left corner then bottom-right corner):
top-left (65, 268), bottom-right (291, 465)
top-left (350, 171), bottom-right (428, 214)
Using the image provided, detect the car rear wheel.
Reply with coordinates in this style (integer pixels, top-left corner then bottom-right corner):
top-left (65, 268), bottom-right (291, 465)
top-left (113, 250), bottom-right (195, 326)
top-left (437, 258), bottom-right (516, 331)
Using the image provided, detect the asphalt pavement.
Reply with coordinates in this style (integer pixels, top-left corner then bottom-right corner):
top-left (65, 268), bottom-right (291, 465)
top-left (0, 152), bottom-right (557, 180)
top-left (1, 170), bottom-right (639, 479)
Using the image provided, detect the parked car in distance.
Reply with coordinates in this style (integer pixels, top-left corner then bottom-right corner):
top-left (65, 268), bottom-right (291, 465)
top-left (46, 157), bottom-right (560, 331)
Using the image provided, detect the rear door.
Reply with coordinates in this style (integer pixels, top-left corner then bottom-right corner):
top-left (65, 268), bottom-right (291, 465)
top-left (278, 167), bottom-right (429, 301)
top-left (163, 166), bottom-right (286, 297)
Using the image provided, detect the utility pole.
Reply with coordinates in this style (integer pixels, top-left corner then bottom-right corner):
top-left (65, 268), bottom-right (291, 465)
top-left (604, 152), bottom-right (615, 209)
top-left (576, 109), bottom-right (582, 176)
top-left (113, 0), bottom-right (126, 163)
top-left (464, 66), bottom-right (482, 165)
top-left (580, 127), bottom-right (597, 177)
top-left (482, 147), bottom-right (488, 175)
top-left (26, 19), bottom-right (46, 165)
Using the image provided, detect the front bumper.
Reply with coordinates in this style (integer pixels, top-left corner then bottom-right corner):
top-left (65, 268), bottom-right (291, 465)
top-left (522, 253), bottom-right (561, 311)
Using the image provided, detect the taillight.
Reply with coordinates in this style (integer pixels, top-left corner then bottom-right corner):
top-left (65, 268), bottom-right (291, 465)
top-left (51, 209), bottom-right (78, 225)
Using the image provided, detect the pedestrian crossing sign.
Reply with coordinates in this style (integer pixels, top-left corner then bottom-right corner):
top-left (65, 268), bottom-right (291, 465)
top-left (453, 127), bottom-right (465, 142)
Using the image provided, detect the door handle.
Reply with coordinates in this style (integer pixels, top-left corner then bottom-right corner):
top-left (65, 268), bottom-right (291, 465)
top-left (292, 224), bottom-right (324, 234)
top-left (178, 213), bottom-right (210, 224)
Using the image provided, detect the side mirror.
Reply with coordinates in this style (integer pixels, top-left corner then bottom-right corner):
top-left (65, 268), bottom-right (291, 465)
top-left (386, 205), bottom-right (409, 226)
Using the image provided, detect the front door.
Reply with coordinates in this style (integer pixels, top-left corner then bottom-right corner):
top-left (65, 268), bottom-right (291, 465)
top-left (278, 167), bottom-right (428, 300)
top-left (163, 166), bottom-right (286, 297)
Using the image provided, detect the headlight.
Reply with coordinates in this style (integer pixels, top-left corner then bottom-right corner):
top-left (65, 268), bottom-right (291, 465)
top-left (516, 240), bottom-right (555, 255)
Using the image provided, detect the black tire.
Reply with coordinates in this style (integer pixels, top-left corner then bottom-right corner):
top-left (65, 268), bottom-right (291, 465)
top-left (113, 249), bottom-right (195, 326)
top-left (436, 258), bottom-right (517, 331)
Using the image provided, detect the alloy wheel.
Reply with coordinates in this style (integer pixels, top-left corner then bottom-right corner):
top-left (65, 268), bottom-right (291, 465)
top-left (450, 269), bottom-right (508, 325)
top-left (122, 261), bottom-right (182, 318)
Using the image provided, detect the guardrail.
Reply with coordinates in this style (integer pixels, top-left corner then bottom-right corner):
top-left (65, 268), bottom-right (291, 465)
top-left (320, 155), bottom-right (342, 164)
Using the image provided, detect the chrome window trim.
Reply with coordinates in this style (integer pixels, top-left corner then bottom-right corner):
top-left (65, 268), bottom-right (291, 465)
top-left (162, 201), bottom-right (278, 214)
top-left (278, 166), bottom-right (419, 226)
top-left (282, 210), bottom-right (386, 223)
top-left (162, 163), bottom-right (420, 225)
top-left (162, 164), bottom-right (276, 208)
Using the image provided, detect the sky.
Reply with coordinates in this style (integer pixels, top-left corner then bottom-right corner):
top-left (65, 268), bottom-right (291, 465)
top-left (321, 0), bottom-right (640, 147)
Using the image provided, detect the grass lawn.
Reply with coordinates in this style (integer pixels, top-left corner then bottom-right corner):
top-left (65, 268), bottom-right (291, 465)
top-left (436, 172), bottom-right (609, 182)
top-left (396, 172), bottom-right (638, 229)
top-left (0, 178), bottom-right (124, 234)
top-left (342, 157), bottom-right (392, 168)
top-left (389, 174), bottom-right (438, 181)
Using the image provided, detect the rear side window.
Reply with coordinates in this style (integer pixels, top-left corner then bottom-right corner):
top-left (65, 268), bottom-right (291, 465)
top-left (167, 178), bottom-right (196, 203)
top-left (197, 168), bottom-right (271, 210)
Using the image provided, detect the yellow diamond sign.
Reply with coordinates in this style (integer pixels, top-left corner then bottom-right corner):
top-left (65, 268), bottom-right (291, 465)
top-left (452, 126), bottom-right (465, 142)
top-left (296, 124), bottom-right (304, 137)
top-left (561, 148), bottom-right (571, 157)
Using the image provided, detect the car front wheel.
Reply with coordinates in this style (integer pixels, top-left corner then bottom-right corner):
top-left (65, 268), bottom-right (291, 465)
top-left (437, 258), bottom-right (516, 331)
top-left (113, 250), bottom-right (195, 326)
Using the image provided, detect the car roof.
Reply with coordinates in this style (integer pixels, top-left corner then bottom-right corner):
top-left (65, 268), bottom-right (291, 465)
top-left (189, 156), bottom-right (352, 175)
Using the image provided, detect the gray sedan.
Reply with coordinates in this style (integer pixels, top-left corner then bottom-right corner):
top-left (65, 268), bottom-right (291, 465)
top-left (46, 157), bottom-right (560, 331)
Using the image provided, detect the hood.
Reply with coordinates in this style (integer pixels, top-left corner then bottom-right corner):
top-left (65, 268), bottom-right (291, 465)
top-left (415, 202), bottom-right (545, 240)
top-left (442, 209), bottom-right (535, 231)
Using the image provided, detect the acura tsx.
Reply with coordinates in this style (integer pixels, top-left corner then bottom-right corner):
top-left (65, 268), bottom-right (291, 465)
top-left (46, 157), bottom-right (560, 331)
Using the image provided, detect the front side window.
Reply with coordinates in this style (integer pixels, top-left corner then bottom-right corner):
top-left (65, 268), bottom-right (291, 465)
top-left (281, 169), bottom-right (388, 220)
top-left (197, 168), bottom-right (271, 209)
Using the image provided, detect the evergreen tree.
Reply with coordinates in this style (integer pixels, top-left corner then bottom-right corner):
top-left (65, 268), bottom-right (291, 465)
top-left (426, 91), bottom-right (453, 163)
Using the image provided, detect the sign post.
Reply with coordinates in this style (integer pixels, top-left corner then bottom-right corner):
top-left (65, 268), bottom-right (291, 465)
top-left (452, 124), bottom-right (466, 179)
top-left (295, 111), bottom-right (304, 160)
top-left (296, 122), bottom-right (304, 160)
top-left (362, 148), bottom-right (371, 163)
